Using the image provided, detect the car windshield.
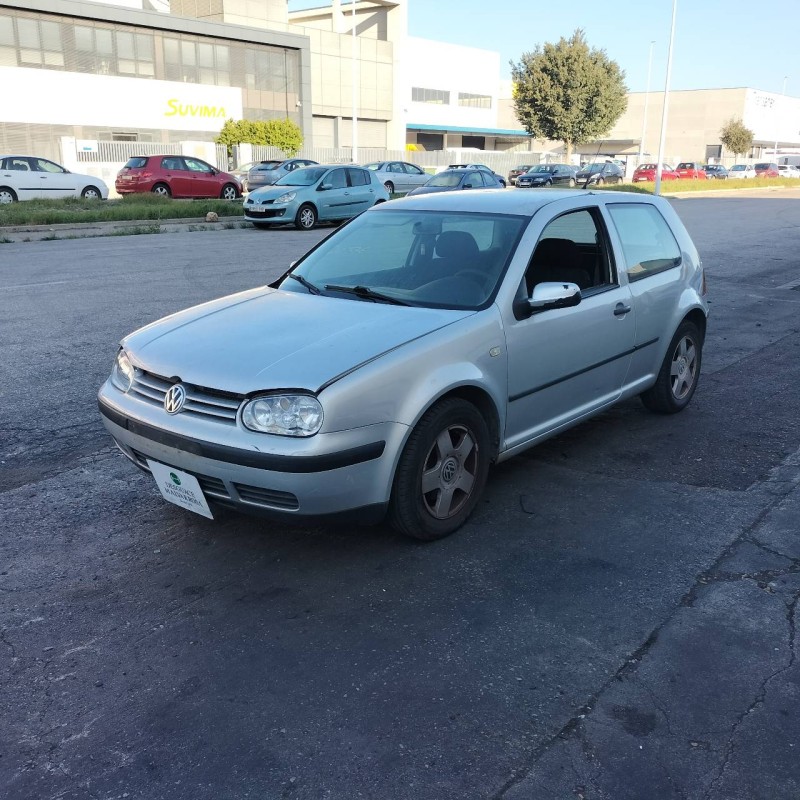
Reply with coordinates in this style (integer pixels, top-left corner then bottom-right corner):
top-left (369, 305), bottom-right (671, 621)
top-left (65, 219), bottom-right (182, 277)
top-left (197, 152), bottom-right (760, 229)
top-left (427, 172), bottom-right (464, 187)
top-left (280, 209), bottom-right (527, 310)
top-left (730, 165), bottom-right (746, 171)
top-left (275, 166), bottom-right (329, 186)
top-left (583, 164), bottom-right (606, 173)
top-left (528, 165), bottom-right (553, 173)
top-left (254, 161), bottom-right (282, 171)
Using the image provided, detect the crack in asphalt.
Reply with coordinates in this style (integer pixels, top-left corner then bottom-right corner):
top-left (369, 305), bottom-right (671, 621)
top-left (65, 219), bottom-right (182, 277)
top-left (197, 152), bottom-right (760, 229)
top-left (491, 468), bottom-right (800, 800)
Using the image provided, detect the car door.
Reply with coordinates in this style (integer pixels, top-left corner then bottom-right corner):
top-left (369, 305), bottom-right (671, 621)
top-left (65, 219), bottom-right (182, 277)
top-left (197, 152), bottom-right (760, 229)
top-left (316, 167), bottom-right (350, 220)
top-left (159, 157), bottom-right (192, 197)
top-left (402, 162), bottom-right (429, 191)
top-left (183, 157), bottom-right (219, 198)
top-left (345, 167), bottom-right (375, 214)
top-left (32, 158), bottom-right (76, 198)
top-left (503, 201), bottom-right (636, 452)
top-left (0, 157), bottom-right (41, 200)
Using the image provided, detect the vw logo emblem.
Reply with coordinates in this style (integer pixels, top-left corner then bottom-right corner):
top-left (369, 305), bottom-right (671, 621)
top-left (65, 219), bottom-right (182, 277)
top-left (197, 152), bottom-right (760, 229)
top-left (164, 383), bottom-right (186, 415)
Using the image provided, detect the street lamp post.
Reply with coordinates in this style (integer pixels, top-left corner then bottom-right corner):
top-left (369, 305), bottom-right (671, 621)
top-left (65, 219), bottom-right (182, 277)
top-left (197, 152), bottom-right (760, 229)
top-left (773, 75), bottom-right (788, 158)
top-left (655, 0), bottom-right (677, 196)
top-left (351, 0), bottom-right (358, 163)
top-left (638, 40), bottom-right (655, 164)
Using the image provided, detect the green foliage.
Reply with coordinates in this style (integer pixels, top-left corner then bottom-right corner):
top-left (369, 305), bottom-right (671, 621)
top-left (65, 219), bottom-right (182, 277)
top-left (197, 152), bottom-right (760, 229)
top-left (511, 29), bottom-right (628, 159)
top-left (719, 117), bottom-right (754, 159)
top-left (215, 118), bottom-right (304, 157)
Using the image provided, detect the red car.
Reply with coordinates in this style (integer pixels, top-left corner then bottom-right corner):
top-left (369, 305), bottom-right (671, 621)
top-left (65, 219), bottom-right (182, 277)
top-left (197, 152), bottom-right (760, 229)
top-left (115, 155), bottom-right (241, 199)
top-left (675, 161), bottom-right (708, 179)
top-left (754, 162), bottom-right (779, 178)
top-left (632, 163), bottom-right (679, 182)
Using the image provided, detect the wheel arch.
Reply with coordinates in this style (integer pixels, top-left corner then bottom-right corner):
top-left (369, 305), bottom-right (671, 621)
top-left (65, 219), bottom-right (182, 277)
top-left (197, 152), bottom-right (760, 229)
top-left (683, 307), bottom-right (707, 341)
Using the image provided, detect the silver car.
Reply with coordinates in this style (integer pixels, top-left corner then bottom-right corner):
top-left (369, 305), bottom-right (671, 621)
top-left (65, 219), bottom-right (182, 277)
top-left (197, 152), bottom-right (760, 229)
top-left (98, 190), bottom-right (708, 540)
top-left (362, 161), bottom-right (430, 194)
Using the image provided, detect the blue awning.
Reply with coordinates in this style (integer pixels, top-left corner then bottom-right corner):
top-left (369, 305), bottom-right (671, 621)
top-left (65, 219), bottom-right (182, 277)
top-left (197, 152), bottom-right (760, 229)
top-left (408, 123), bottom-right (530, 137)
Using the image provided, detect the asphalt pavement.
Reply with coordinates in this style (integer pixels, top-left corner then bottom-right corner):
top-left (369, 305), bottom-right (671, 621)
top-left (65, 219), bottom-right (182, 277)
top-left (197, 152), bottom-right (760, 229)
top-left (1, 193), bottom-right (799, 799)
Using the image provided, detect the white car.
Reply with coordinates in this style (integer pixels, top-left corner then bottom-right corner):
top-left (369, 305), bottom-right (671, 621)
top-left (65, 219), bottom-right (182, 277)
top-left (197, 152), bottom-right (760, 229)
top-left (778, 164), bottom-right (800, 178)
top-left (0, 155), bottom-right (109, 203)
top-left (727, 164), bottom-right (756, 180)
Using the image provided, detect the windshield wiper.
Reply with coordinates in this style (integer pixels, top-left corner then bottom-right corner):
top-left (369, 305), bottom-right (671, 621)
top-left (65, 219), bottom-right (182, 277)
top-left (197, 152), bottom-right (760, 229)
top-left (324, 284), bottom-right (409, 305)
top-left (287, 273), bottom-right (321, 295)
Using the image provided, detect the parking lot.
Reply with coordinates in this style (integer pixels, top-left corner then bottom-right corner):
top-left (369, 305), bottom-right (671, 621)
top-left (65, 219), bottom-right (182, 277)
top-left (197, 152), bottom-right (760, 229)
top-left (2, 194), bottom-right (800, 799)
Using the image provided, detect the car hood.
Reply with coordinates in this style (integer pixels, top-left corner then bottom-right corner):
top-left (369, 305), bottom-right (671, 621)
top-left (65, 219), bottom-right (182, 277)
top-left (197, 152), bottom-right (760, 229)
top-left (122, 287), bottom-right (473, 394)
top-left (408, 185), bottom-right (460, 195)
top-left (246, 185), bottom-right (306, 202)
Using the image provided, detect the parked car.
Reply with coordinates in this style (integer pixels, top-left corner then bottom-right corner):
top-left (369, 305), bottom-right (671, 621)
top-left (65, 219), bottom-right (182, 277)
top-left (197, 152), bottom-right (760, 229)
top-left (632, 163), bottom-right (679, 182)
top-left (778, 164), bottom-right (800, 178)
top-left (243, 164), bottom-right (389, 229)
top-left (98, 189), bottom-right (708, 541)
top-left (575, 162), bottom-right (625, 185)
top-left (728, 164), bottom-right (757, 180)
top-left (703, 164), bottom-right (729, 180)
top-left (407, 168), bottom-right (504, 196)
top-left (0, 155), bottom-right (108, 203)
top-left (447, 164), bottom-right (507, 187)
top-left (246, 158), bottom-right (319, 191)
top-left (515, 164), bottom-right (576, 188)
top-left (675, 162), bottom-right (708, 179)
top-left (229, 161), bottom-right (258, 192)
top-left (508, 164), bottom-right (536, 185)
top-left (362, 161), bottom-right (430, 194)
top-left (754, 162), bottom-right (779, 178)
top-left (115, 155), bottom-right (241, 199)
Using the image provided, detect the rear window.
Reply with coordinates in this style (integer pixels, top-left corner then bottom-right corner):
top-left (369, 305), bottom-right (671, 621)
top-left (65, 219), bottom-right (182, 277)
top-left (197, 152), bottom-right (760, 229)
top-left (255, 161), bottom-right (282, 170)
top-left (677, 163), bottom-right (692, 169)
top-left (124, 157), bottom-right (148, 169)
top-left (607, 203), bottom-right (682, 281)
top-left (754, 163), bottom-right (768, 169)
top-left (639, 164), bottom-right (657, 170)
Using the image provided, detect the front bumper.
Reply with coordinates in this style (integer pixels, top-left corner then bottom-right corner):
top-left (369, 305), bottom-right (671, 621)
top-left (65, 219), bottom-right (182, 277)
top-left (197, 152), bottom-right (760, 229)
top-left (98, 382), bottom-right (408, 524)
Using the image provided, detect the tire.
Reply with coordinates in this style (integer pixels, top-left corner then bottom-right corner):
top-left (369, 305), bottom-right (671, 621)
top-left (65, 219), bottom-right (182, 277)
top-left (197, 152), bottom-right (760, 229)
top-left (294, 204), bottom-right (317, 230)
top-left (596, 177), bottom-right (605, 185)
top-left (384, 181), bottom-right (394, 194)
top-left (389, 398), bottom-right (490, 541)
top-left (499, 180), bottom-right (507, 188)
top-left (545, 180), bottom-right (552, 187)
top-left (220, 183), bottom-right (239, 200)
top-left (569, 178), bottom-right (576, 187)
top-left (0, 186), bottom-right (17, 204)
top-left (152, 183), bottom-right (171, 198)
top-left (641, 320), bottom-right (703, 414)
top-left (81, 185), bottom-right (102, 200)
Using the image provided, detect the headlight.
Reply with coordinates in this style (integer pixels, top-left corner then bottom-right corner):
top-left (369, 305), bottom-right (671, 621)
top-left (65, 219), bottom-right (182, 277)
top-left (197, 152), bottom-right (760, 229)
top-left (110, 349), bottom-right (134, 392)
top-left (241, 394), bottom-right (323, 437)
top-left (275, 191), bottom-right (296, 204)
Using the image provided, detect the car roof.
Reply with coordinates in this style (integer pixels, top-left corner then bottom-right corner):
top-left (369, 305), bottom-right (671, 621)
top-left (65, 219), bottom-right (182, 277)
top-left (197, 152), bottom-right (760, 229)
top-left (379, 187), bottom-right (660, 216)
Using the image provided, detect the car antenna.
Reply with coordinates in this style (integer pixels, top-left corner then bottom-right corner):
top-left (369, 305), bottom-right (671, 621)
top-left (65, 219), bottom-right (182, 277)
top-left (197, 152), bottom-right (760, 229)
top-left (582, 139), bottom-right (605, 189)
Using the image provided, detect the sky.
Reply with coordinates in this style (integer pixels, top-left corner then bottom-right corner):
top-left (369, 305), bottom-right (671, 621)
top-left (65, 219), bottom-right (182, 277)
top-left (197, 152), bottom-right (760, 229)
top-left (289, 0), bottom-right (797, 96)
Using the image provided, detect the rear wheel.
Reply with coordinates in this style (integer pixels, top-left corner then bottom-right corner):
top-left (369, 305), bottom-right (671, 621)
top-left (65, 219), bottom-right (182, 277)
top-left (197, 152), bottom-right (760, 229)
top-left (294, 204), bottom-right (317, 230)
top-left (569, 177), bottom-right (576, 187)
top-left (152, 183), bottom-right (171, 198)
top-left (596, 177), bottom-right (605, 185)
top-left (641, 320), bottom-right (703, 414)
top-left (389, 398), bottom-right (490, 541)
top-left (220, 183), bottom-right (239, 200)
top-left (81, 185), bottom-right (102, 200)
top-left (0, 187), bottom-right (17, 204)
top-left (384, 181), bottom-right (394, 194)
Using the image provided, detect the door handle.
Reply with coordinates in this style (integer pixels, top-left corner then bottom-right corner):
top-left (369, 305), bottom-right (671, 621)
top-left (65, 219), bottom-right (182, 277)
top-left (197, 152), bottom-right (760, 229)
top-left (614, 303), bottom-right (632, 316)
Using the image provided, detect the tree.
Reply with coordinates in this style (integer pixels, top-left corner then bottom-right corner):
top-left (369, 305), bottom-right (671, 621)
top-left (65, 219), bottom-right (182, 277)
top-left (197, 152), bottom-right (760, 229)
top-left (511, 29), bottom-right (627, 160)
top-left (719, 117), bottom-right (754, 162)
top-left (215, 118), bottom-right (303, 157)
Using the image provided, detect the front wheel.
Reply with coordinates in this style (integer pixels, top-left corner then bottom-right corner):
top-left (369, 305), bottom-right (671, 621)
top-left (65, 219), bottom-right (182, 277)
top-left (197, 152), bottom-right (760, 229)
top-left (641, 320), bottom-right (703, 414)
top-left (569, 177), bottom-right (576, 187)
top-left (596, 177), bottom-right (605, 185)
top-left (389, 398), bottom-right (491, 541)
top-left (81, 185), bottom-right (102, 200)
top-left (294, 204), bottom-right (317, 230)
top-left (220, 183), bottom-right (239, 200)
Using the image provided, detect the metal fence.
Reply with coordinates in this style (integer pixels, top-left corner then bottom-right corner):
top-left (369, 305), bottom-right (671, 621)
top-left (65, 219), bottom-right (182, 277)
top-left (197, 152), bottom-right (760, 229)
top-left (75, 141), bottom-right (230, 170)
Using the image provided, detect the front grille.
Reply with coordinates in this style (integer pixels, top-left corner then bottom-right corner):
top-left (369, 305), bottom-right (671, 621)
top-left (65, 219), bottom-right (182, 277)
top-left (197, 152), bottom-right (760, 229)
top-left (130, 449), bottom-right (299, 511)
top-left (245, 208), bottom-right (285, 219)
top-left (130, 370), bottom-right (242, 424)
top-left (233, 483), bottom-right (299, 510)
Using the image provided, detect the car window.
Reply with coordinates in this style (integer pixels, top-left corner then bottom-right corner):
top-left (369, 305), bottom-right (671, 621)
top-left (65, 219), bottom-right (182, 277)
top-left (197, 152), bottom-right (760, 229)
top-left (404, 163), bottom-right (424, 175)
top-left (524, 208), bottom-right (612, 295)
top-left (325, 168), bottom-right (347, 190)
top-left (184, 158), bottom-right (212, 173)
top-left (5, 157), bottom-right (32, 171)
top-left (427, 172), bottom-right (462, 188)
top-left (347, 168), bottom-right (369, 187)
top-left (607, 203), bottom-right (682, 281)
top-left (363, 162), bottom-right (381, 171)
top-left (124, 157), bottom-right (148, 169)
top-left (33, 158), bottom-right (65, 173)
top-left (257, 161), bottom-right (282, 170)
top-left (161, 157), bottom-right (182, 170)
top-left (465, 171), bottom-right (484, 187)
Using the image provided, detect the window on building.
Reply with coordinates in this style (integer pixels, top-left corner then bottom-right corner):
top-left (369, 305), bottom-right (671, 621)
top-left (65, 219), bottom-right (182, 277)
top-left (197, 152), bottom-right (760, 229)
top-left (412, 87), bottom-right (450, 105)
top-left (0, 14), bottom-right (15, 66)
top-left (458, 92), bottom-right (492, 109)
top-left (16, 18), bottom-right (64, 68)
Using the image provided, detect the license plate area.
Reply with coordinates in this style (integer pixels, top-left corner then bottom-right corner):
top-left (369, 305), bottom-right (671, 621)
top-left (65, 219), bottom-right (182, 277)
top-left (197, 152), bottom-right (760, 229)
top-left (147, 460), bottom-right (214, 519)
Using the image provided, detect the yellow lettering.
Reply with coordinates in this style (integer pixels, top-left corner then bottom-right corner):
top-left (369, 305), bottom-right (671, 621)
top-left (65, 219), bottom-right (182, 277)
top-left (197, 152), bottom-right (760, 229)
top-left (165, 98), bottom-right (178, 117)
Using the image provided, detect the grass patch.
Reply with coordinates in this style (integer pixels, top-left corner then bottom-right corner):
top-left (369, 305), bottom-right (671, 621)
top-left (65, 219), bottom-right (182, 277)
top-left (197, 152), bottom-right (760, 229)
top-left (628, 177), bottom-right (800, 193)
top-left (0, 193), bottom-right (244, 227)
top-left (590, 183), bottom-right (653, 194)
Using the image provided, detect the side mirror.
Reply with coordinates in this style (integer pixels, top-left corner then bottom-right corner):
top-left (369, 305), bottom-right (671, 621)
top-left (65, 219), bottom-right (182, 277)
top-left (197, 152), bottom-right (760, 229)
top-left (463, 183), bottom-right (473, 189)
top-left (528, 282), bottom-right (581, 314)
top-left (318, 183), bottom-right (332, 191)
